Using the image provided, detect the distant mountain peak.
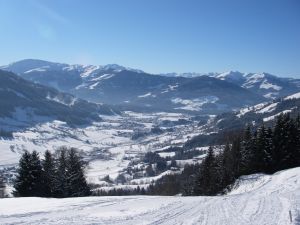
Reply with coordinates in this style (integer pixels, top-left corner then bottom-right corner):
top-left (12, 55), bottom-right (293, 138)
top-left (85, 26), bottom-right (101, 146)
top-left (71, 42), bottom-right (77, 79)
top-left (1, 59), bottom-right (144, 77)
top-left (217, 71), bottom-right (245, 81)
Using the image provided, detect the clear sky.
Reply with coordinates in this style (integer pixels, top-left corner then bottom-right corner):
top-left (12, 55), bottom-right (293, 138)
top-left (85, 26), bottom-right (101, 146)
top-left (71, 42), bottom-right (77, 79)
top-left (0, 0), bottom-right (299, 77)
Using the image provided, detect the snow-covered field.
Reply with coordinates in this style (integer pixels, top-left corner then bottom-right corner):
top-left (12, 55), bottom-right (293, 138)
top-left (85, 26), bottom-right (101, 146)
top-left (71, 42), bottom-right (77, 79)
top-left (1, 167), bottom-right (299, 225)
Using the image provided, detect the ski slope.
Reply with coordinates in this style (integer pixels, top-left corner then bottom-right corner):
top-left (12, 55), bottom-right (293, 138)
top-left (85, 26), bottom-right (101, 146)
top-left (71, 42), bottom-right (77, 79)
top-left (1, 167), bottom-right (300, 225)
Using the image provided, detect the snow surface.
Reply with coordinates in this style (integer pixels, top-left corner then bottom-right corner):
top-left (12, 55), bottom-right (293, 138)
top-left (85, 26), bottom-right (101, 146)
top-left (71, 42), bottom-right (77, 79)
top-left (259, 81), bottom-right (282, 91)
top-left (284, 92), bottom-right (300, 100)
top-left (24, 66), bottom-right (50, 73)
top-left (138, 92), bottom-right (152, 98)
top-left (172, 96), bottom-right (219, 111)
top-left (263, 109), bottom-right (294, 122)
top-left (217, 71), bottom-right (245, 81)
top-left (1, 167), bottom-right (299, 225)
top-left (236, 102), bottom-right (267, 117)
top-left (256, 102), bottom-right (278, 114)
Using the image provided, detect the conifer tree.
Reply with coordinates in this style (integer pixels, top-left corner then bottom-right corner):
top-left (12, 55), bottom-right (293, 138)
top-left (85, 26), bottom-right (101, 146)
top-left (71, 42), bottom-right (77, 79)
top-left (240, 125), bottom-right (253, 175)
top-left (0, 174), bottom-right (5, 198)
top-left (254, 125), bottom-right (270, 172)
top-left (194, 147), bottom-right (216, 195)
top-left (213, 153), bottom-right (225, 193)
top-left (272, 114), bottom-right (286, 171)
top-left (53, 147), bottom-right (68, 198)
top-left (14, 151), bottom-right (32, 196)
top-left (221, 143), bottom-right (235, 188)
top-left (42, 150), bottom-right (55, 197)
top-left (66, 148), bottom-right (90, 197)
top-left (231, 137), bottom-right (242, 177)
top-left (295, 114), bottom-right (300, 166)
top-left (14, 150), bottom-right (43, 197)
top-left (264, 127), bottom-right (274, 173)
top-left (29, 151), bottom-right (43, 196)
top-left (284, 115), bottom-right (299, 168)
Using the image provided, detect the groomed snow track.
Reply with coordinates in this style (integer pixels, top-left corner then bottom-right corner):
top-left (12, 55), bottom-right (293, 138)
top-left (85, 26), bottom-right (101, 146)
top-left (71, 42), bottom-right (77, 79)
top-left (1, 167), bottom-right (300, 225)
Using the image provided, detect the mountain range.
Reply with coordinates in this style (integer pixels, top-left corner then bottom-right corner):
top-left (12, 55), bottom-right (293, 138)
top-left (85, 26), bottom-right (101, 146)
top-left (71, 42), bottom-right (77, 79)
top-left (1, 58), bottom-right (300, 122)
top-left (5, 59), bottom-right (297, 114)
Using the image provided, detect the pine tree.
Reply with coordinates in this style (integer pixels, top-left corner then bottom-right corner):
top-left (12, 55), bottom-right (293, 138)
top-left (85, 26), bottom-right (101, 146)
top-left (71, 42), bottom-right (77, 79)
top-left (240, 125), bottom-right (253, 175)
top-left (231, 137), bottom-right (242, 177)
top-left (29, 151), bottom-right (43, 196)
top-left (53, 147), bottom-right (68, 198)
top-left (14, 150), bottom-right (43, 197)
top-left (295, 114), bottom-right (300, 166)
top-left (213, 153), bottom-right (225, 193)
top-left (272, 114), bottom-right (287, 171)
top-left (0, 174), bottom-right (5, 198)
top-left (42, 150), bottom-right (55, 197)
top-left (193, 147), bottom-right (217, 195)
top-left (66, 148), bottom-right (90, 197)
top-left (221, 143), bottom-right (235, 187)
top-left (253, 125), bottom-right (270, 173)
top-left (264, 127), bottom-right (274, 173)
top-left (14, 151), bottom-right (32, 196)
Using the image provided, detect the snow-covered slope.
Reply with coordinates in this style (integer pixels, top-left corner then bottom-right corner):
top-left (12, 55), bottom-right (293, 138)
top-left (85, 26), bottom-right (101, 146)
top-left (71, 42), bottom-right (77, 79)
top-left (215, 92), bottom-right (300, 130)
top-left (215, 71), bottom-right (300, 100)
top-left (0, 70), bottom-right (118, 132)
top-left (1, 167), bottom-right (299, 225)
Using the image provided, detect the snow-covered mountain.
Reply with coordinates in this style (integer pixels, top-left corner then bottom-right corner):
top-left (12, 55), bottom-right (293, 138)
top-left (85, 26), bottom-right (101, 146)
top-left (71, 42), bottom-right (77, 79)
top-left (215, 71), bottom-right (300, 99)
top-left (162, 70), bottom-right (300, 100)
top-left (1, 59), bottom-right (265, 114)
top-left (215, 91), bottom-right (300, 130)
top-left (0, 69), bottom-right (117, 131)
top-left (0, 59), bottom-right (143, 92)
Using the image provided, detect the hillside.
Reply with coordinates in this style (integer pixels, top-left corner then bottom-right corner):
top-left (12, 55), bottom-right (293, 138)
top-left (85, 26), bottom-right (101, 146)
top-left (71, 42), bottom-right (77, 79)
top-left (0, 69), bottom-right (117, 131)
top-left (1, 167), bottom-right (299, 225)
top-left (215, 91), bottom-right (300, 131)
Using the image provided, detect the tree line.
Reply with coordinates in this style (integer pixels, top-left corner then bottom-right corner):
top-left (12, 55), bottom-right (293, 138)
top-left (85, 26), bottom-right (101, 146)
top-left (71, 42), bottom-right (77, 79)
top-left (14, 147), bottom-right (90, 198)
top-left (149, 113), bottom-right (300, 196)
top-left (0, 174), bottom-right (5, 198)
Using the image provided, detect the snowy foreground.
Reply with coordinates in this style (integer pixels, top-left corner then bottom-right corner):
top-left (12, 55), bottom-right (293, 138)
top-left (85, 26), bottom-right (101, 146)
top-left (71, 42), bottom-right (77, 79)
top-left (1, 167), bottom-right (300, 225)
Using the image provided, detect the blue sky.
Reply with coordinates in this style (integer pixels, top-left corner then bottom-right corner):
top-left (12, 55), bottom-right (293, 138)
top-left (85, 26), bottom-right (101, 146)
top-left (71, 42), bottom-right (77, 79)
top-left (0, 0), bottom-right (299, 77)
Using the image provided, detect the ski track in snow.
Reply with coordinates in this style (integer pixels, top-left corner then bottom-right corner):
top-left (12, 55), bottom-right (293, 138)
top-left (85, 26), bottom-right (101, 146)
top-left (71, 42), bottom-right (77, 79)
top-left (1, 167), bottom-right (299, 225)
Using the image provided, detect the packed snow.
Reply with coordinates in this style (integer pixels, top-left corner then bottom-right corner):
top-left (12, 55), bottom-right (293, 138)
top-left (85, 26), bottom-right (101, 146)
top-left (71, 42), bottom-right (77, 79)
top-left (1, 167), bottom-right (299, 225)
